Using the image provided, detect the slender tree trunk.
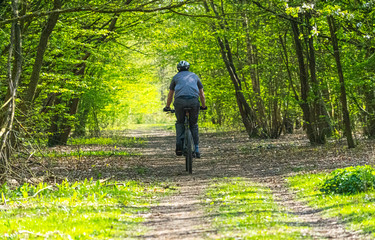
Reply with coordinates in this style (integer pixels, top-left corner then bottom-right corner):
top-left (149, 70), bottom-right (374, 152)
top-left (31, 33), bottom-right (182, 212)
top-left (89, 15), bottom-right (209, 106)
top-left (219, 36), bottom-right (259, 137)
top-left (56, 60), bottom-right (88, 145)
top-left (305, 12), bottom-right (332, 141)
top-left (290, 19), bottom-right (318, 143)
top-left (91, 105), bottom-right (101, 137)
top-left (47, 95), bottom-right (62, 147)
top-left (327, 15), bottom-right (355, 148)
top-left (73, 107), bottom-right (90, 137)
top-left (204, 0), bottom-right (261, 137)
top-left (363, 51), bottom-right (375, 138)
top-left (0, 0), bottom-right (22, 173)
top-left (24, 0), bottom-right (62, 104)
top-left (242, 12), bottom-right (268, 135)
top-left (278, 34), bottom-right (297, 134)
top-left (364, 90), bottom-right (375, 137)
top-left (59, 98), bottom-right (80, 144)
top-left (279, 34), bottom-right (299, 101)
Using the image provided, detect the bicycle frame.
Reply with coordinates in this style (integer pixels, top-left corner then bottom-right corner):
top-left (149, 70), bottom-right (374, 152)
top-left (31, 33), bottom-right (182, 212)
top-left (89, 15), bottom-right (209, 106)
top-left (183, 108), bottom-right (194, 174)
top-left (165, 107), bottom-right (194, 174)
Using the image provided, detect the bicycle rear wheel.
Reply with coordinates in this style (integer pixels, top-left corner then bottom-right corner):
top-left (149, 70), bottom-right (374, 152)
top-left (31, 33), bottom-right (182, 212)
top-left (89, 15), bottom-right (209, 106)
top-left (185, 129), bottom-right (193, 174)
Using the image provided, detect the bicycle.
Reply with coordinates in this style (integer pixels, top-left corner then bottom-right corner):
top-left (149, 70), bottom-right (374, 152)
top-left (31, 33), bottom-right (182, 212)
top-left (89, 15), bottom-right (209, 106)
top-left (165, 108), bottom-right (194, 174)
top-left (182, 108), bottom-right (194, 174)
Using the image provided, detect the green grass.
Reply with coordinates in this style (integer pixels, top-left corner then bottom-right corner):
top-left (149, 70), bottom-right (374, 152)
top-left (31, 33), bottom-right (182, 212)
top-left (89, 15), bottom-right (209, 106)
top-left (0, 179), bottom-right (174, 239)
top-left (288, 172), bottom-right (375, 237)
top-left (37, 149), bottom-right (136, 158)
top-left (204, 177), bottom-right (311, 239)
top-left (68, 136), bottom-right (145, 147)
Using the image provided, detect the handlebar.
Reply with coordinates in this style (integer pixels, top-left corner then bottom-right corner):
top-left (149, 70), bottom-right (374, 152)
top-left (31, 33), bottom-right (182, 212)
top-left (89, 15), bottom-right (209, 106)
top-left (163, 107), bottom-right (207, 113)
top-left (163, 107), bottom-right (175, 113)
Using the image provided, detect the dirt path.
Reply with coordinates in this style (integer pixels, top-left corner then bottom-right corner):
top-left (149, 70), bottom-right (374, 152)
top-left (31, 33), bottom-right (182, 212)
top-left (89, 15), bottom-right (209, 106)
top-left (46, 128), bottom-right (373, 239)
top-left (140, 180), bottom-right (215, 239)
top-left (268, 178), bottom-right (368, 239)
top-left (124, 128), bottom-right (373, 240)
top-left (126, 129), bottom-right (218, 239)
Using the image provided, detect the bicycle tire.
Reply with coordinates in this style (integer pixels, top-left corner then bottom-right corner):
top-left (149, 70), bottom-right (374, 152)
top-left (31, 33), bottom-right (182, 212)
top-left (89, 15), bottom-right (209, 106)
top-left (186, 129), bottom-right (193, 174)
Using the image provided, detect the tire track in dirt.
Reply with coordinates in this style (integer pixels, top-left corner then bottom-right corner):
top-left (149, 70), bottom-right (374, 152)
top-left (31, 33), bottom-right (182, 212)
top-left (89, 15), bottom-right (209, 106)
top-left (267, 178), bottom-right (369, 239)
top-left (128, 128), bottom-right (217, 239)
top-left (127, 128), bottom-right (373, 239)
top-left (139, 179), bottom-right (216, 239)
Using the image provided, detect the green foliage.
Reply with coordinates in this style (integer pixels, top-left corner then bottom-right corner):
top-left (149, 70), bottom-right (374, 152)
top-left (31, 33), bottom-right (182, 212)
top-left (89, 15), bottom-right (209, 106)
top-left (68, 136), bottom-right (144, 147)
top-left (37, 149), bottom-right (135, 158)
top-left (320, 165), bottom-right (375, 195)
top-left (0, 179), bottom-right (174, 239)
top-left (288, 172), bottom-right (375, 237)
top-left (2, 0), bottom-right (375, 146)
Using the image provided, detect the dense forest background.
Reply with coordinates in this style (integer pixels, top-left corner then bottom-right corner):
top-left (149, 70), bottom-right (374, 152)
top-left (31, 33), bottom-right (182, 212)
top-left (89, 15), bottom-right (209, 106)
top-left (0, 0), bottom-right (374, 176)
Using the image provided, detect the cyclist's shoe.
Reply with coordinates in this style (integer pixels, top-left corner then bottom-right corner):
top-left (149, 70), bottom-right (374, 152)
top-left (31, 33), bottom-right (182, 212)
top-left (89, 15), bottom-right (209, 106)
top-left (176, 143), bottom-right (183, 156)
top-left (194, 152), bottom-right (201, 158)
top-left (176, 150), bottom-right (182, 156)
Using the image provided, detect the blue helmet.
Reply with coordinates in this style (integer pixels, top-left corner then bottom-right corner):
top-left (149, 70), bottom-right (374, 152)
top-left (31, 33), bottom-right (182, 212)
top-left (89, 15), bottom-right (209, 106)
top-left (177, 60), bottom-right (190, 71)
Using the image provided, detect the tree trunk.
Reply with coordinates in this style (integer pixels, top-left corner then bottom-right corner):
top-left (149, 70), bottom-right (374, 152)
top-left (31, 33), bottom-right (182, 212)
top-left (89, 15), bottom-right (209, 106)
top-left (305, 12), bottom-right (332, 141)
top-left (290, 19), bottom-right (318, 144)
top-left (364, 88), bottom-right (375, 137)
top-left (73, 107), bottom-right (90, 137)
top-left (327, 15), bottom-right (355, 148)
top-left (24, 0), bottom-right (62, 104)
top-left (363, 51), bottom-right (375, 138)
top-left (59, 98), bottom-right (80, 144)
top-left (218, 35), bottom-right (259, 137)
top-left (0, 0), bottom-right (22, 173)
top-left (242, 12), bottom-right (269, 135)
top-left (47, 95), bottom-right (62, 147)
top-left (91, 105), bottom-right (101, 137)
top-left (204, 0), bottom-right (261, 138)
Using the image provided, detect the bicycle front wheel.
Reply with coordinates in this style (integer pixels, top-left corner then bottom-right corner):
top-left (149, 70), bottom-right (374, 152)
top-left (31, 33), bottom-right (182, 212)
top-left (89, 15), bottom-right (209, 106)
top-left (185, 129), bottom-right (193, 174)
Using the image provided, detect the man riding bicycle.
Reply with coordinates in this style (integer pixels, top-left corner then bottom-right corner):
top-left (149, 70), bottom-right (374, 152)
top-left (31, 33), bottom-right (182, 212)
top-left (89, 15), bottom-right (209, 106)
top-left (163, 61), bottom-right (207, 158)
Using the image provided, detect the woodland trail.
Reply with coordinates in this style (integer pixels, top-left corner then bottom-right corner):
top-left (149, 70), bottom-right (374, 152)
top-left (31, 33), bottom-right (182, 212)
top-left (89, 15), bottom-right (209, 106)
top-left (126, 128), bottom-right (372, 240)
top-left (47, 127), bottom-right (374, 239)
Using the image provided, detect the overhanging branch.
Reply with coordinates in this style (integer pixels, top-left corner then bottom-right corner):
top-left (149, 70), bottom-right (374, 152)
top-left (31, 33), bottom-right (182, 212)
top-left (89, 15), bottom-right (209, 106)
top-left (168, 8), bottom-right (217, 19)
top-left (0, 1), bottom-right (196, 26)
top-left (250, 0), bottom-right (301, 24)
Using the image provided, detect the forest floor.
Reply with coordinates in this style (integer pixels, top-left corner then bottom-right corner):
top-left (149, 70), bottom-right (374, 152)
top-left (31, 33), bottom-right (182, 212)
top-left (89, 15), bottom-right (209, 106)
top-left (42, 127), bottom-right (375, 239)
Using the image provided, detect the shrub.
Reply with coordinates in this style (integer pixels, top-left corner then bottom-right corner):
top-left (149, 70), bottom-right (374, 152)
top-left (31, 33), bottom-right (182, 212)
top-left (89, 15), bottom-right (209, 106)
top-left (320, 165), bottom-right (375, 195)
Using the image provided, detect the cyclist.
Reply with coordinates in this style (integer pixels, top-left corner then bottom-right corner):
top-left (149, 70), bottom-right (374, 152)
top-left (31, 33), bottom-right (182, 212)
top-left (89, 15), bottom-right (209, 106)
top-left (163, 60), bottom-right (207, 158)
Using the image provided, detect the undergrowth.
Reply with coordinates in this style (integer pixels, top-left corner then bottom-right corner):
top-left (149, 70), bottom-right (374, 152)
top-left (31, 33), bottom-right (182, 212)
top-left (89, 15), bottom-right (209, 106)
top-left (0, 179), bottom-right (173, 239)
top-left (68, 136), bottom-right (145, 147)
top-left (320, 165), bottom-right (375, 194)
top-left (288, 171), bottom-right (375, 238)
top-left (37, 149), bottom-right (136, 158)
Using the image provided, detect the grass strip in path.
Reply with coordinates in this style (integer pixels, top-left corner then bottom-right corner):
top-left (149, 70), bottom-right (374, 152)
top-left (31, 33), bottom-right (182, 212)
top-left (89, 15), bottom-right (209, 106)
top-left (204, 177), bottom-right (311, 239)
top-left (288, 173), bottom-right (374, 239)
top-left (37, 149), bottom-right (136, 158)
top-left (0, 179), bottom-right (174, 239)
top-left (68, 136), bottom-right (145, 147)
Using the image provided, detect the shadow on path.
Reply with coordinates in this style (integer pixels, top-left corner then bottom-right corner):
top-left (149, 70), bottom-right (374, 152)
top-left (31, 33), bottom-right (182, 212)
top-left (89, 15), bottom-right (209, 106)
top-left (45, 128), bottom-right (374, 239)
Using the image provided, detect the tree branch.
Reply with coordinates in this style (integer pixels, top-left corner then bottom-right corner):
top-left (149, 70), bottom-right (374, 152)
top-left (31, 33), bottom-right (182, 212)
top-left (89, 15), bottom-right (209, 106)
top-left (168, 8), bottom-right (218, 19)
top-left (0, 1), bottom-right (195, 26)
top-left (250, 0), bottom-right (301, 24)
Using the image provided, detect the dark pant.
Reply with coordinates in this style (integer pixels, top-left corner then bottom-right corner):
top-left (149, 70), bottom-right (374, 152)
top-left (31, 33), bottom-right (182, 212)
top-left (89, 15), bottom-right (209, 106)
top-left (173, 97), bottom-right (200, 149)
